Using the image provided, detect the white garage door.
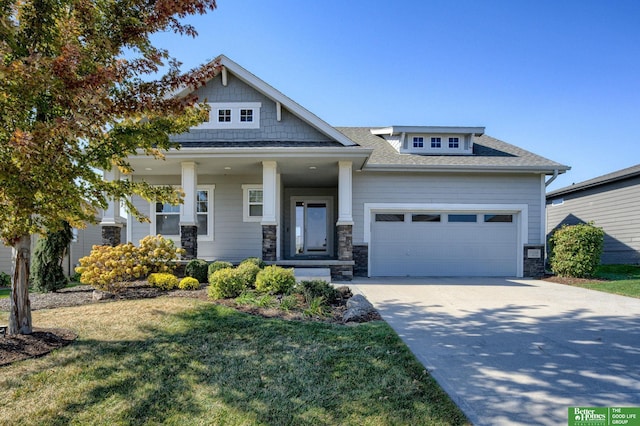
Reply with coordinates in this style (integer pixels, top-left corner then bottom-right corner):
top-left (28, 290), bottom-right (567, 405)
top-left (370, 212), bottom-right (518, 277)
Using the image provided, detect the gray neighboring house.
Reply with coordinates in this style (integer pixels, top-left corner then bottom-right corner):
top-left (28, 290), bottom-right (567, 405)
top-left (546, 164), bottom-right (640, 265)
top-left (88, 54), bottom-right (569, 279)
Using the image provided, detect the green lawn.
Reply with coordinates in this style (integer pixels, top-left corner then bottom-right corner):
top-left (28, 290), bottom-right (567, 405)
top-left (565, 264), bottom-right (640, 298)
top-left (0, 298), bottom-right (468, 425)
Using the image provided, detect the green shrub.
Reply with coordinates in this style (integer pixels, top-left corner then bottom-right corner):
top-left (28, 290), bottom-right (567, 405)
top-left (69, 271), bottom-right (82, 283)
top-left (0, 272), bottom-right (10, 287)
top-left (208, 261), bottom-right (234, 278)
top-left (239, 257), bottom-right (266, 269)
top-left (236, 262), bottom-right (261, 287)
top-left (549, 223), bottom-right (605, 278)
top-left (208, 268), bottom-right (247, 299)
top-left (185, 259), bottom-right (209, 283)
top-left (31, 222), bottom-right (73, 292)
top-left (148, 273), bottom-right (179, 290)
top-left (255, 265), bottom-right (296, 295)
top-left (295, 280), bottom-right (339, 305)
top-left (303, 297), bottom-right (328, 318)
top-left (178, 276), bottom-right (200, 290)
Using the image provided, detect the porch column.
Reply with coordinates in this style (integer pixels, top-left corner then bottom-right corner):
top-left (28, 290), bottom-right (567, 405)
top-left (261, 161), bottom-right (278, 261)
top-left (336, 161), bottom-right (354, 280)
top-left (100, 168), bottom-right (125, 246)
top-left (180, 161), bottom-right (198, 260)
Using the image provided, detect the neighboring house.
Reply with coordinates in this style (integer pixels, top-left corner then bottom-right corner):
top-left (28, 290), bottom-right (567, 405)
top-left (94, 54), bottom-right (569, 279)
top-left (546, 164), bottom-right (640, 265)
top-left (0, 222), bottom-right (109, 277)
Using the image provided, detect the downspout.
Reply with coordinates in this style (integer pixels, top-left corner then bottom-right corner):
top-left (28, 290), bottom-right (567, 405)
top-left (545, 169), bottom-right (559, 187)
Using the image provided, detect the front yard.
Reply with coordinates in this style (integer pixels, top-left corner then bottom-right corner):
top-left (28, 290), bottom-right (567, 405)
top-left (547, 264), bottom-right (640, 298)
top-left (0, 297), bottom-right (468, 425)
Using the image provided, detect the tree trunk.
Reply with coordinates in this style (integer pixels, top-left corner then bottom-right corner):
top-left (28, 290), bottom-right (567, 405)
top-left (9, 234), bottom-right (33, 335)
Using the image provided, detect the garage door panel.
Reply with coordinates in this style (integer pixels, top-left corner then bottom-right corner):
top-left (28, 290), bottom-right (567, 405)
top-left (371, 212), bottom-right (518, 277)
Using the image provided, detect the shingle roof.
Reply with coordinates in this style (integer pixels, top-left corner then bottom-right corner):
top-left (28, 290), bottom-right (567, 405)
top-left (336, 127), bottom-right (570, 172)
top-left (178, 141), bottom-right (345, 148)
top-left (547, 163), bottom-right (640, 197)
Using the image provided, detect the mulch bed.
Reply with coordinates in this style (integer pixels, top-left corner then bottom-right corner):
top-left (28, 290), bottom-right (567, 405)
top-left (541, 275), bottom-right (609, 285)
top-left (1, 328), bottom-right (77, 367)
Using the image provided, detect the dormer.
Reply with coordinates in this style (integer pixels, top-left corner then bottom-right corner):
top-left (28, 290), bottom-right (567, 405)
top-left (370, 126), bottom-right (485, 155)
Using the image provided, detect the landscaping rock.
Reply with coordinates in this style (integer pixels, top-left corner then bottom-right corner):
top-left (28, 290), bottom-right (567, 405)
top-left (335, 286), bottom-right (352, 300)
top-left (92, 290), bottom-right (114, 301)
top-left (343, 294), bottom-right (377, 323)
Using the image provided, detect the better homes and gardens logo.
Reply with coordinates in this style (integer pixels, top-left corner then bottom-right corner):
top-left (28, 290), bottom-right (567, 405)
top-left (569, 407), bottom-right (640, 426)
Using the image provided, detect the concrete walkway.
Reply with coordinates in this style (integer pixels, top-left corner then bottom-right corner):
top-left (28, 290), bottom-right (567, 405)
top-left (350, 277), bottom-right (640, 426)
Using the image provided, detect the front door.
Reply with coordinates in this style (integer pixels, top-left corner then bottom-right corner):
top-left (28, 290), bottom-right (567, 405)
top-left (292, 198), bottom-right (332, 256)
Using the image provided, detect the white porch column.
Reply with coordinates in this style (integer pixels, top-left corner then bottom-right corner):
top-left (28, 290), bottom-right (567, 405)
top-left (180, 161), bottom-right (198, 226)
top-left (101, 168), bottom-right (125, 225)
top-left (261, 161), bottom-right (278, 225)
top-left (337, 161), bottom-right (354, 225)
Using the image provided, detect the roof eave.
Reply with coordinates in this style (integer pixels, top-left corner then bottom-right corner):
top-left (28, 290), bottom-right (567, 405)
top-left (363, 164), bottom-right (570, 174)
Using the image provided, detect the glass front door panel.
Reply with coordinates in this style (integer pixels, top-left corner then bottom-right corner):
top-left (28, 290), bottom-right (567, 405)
top-left (295, 202), bottom-right (304, 254)
top-left (306, 203), bottom-right (327, 252)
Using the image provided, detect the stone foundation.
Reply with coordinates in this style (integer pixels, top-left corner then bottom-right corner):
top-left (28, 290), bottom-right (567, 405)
top-left (180, 225), bottom-right (198, 260)
top-left (101, 225), bottom-right (122, 247)
top-left (330, 264), bottom-right (353, 281)
top-left (353, 244), bottom-right (368, 277)
top-left (523, 244), bottom-right (545, 278)
top-left (262, 225), bottom-right (277, 261)
top-left (337, 225), bottom-right (353, 261)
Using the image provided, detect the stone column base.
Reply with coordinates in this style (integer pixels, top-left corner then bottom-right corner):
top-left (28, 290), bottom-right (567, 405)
top-left (262, 225), bottom-right (277, 261)
top-left (101, 225), bottom-right (122, 247)
top-left (523, 244), bottom-right (545, 278)
top-left (181, 225), bottom-right (198, 260)
top-left (353, 244), bottom-right (369, 277)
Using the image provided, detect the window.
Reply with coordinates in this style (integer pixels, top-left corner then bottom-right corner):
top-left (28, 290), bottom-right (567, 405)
top-left (431, 137), bottom-right (442, 148)
top-left (153, 186), bottom-right (214, 240)
top-left (412, 214), bottom-right (441, 222)
top-left (448, 214), bottom-right (477, 223)
top-left (413, 137), bottom-right (424, 148)
top-left (218, 109), bottom-right (231, 122)
top-left (484, 214), bottom-right (513, 223)
top-left (551, 198), bottom-right (564, 206)
top-left (242, 185), bottom-right (263, 222)
top-left (240, 109), bottom-right (253, 122)
top-left (449, 137), bottom-right (459, 148)
top-left (375, 213), bottom-right (405, 222)
top-left (194, 102), bottom-right (261, 129)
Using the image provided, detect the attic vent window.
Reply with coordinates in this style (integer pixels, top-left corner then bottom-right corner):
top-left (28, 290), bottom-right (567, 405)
top-left (431, 137), bottom-right (441, 148)
top-left (413, 137), bottom-right (424, 148)
top-left (194, 102), bottom-right (261, 130)
top-left (449, 137), bottom-right (459, 148)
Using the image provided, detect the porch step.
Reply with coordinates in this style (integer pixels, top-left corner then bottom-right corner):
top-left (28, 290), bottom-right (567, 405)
top-left (293, 268), bottom-right (332, 283)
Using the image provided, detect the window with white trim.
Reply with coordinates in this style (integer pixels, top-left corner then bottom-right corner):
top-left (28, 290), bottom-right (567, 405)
top-left (413, 136), bottom-right (424, 148)
top-left (431, 137), bottom-right (442, 148)
top-left (448, 137), bottom-right (459, 148)
top-left (194, 102), bottom-right (261, 129)
top-left (153, 186), bottom-right (214, 240)
top-left (242, 184), bottom-right (263, 222)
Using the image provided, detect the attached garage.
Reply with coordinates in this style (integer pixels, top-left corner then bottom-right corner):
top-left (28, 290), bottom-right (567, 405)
top-left (368, 206), bottom-right (524, 277)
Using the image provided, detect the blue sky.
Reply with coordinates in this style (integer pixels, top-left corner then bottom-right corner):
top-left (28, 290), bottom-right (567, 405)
top-left (153, 0), bottom-right (640, 191)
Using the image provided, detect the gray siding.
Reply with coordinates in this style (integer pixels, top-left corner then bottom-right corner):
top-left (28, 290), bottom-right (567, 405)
top-left (128, 174), bottom-right (263, 263)
top-left (171, 73), bottom-right (330, 143)
top-left (352, 172), bottom-right (544, 244)
top-left (547, 176), bottom-right (640, 264)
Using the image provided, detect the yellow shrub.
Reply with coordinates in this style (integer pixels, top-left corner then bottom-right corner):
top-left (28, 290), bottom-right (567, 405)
top-left (148, 273), bottom-right (179, 290)
top-left (178, 277), bottom-right (200, 290)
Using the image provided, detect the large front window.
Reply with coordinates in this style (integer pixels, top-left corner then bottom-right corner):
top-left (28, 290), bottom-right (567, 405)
top-left (153, 186), bottom-right (214, 240)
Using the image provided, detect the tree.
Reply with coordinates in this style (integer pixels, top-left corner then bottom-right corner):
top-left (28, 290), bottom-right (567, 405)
top-left (31, 221), bottom-right (73, 293)
top-left (0, 0), bottom-right (218, 334)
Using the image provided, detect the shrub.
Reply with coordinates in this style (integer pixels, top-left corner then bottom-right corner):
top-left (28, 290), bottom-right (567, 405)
top-left (296, 280), bottom-right (339, 305)
top-left (549, 223), bottom-right (605, 278)
top-left (178, 276), bottom-right (200, 290)
top-left (31, 222), bottom-right (73, 292)
top-left (76, 235), bottom-right (184, 293)
top-left (0, 272), bottom-right (10, 287)
top-left (69, 271), bottom-right (82, 282)
top-left (239, 257), bottom-right (266, 269)
top-left (208, 261), bottom-right (234, 278)
top-left (185, 259), bottom-right (209, 283)
top-left (236, 262), bottom-right (261, 287)
top-left (208, 268), bottom-right (247, 299)
top-left (148, 273), bottom-right (179, 290)
top-left (279, 294), bottom-right (300, 311)
top-left (255, 265), bottom-right (295, 295)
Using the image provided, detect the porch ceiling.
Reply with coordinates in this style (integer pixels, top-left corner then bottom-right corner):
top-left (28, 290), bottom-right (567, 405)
top-left (126, 153), bottom-right (361, 187)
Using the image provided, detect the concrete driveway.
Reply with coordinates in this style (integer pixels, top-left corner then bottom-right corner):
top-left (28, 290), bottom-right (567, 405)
top-left (350, 277), bottom-right (640, 426)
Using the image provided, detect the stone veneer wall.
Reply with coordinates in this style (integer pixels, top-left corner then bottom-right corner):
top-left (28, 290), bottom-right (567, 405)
top-left (101, 225), bottom-right (122, 247)
top-left (180, 225), bottom-right (198, 260)
top-left (262, 225), bottom-right (277, 261)
top-left (353, 244), bottom-right (368, 277)
top-left (523, 244), bottom-right (545, 278)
